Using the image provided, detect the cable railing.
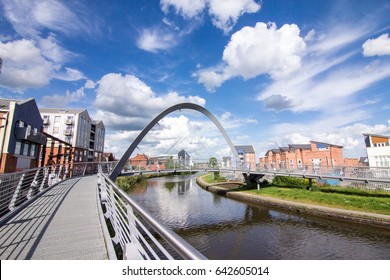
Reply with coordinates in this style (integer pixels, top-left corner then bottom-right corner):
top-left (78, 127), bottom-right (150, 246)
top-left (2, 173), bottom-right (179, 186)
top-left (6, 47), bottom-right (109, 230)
top-left (0, 162), bottom-right (116, 220)
top-left (97, 166), bottom-right (207, 260)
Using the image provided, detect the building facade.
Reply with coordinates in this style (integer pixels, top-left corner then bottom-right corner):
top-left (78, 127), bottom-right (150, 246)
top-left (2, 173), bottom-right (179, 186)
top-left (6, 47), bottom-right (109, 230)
top-left (363, 133), bottom-right (390, 167)
top-left (235, 145), bottom-right (256, 170)
top-left (39, 108), bottom-right (105, 162)
top-left (0, 98), bottom-right (47, 173)
top-left (259, 141), bottom-right (360, 169)
top-left (178, 149), bottom-right (190, 166)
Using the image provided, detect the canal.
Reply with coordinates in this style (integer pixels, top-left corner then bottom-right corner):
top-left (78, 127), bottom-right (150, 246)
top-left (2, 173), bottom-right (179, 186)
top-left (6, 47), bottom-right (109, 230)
top-left (127, 173), bottom-right (390, 259)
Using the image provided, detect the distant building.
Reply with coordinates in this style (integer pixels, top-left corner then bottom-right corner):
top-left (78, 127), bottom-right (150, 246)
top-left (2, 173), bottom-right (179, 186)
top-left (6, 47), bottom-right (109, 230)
top-left (259, 141), bottom-right (360, 169)
top-left (0, 98), bottom-right (47, 173)
top-left (235, 145), bottom-right (256, 170)
top-left (221, 156), bottom-right (232, 169)
top-left (178, 149), bottom-right (190, 166)
top-left (39, 108), bottom-right (105, 162)
top-left (128, 153), bottom-right (150, 170)
top-left (363, 133), bottom-right (390, 167)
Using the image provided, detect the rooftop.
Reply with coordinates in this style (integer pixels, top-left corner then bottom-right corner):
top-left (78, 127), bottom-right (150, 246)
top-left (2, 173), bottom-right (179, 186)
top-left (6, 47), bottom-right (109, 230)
top-left (235, 145), bottom-right (255, 153)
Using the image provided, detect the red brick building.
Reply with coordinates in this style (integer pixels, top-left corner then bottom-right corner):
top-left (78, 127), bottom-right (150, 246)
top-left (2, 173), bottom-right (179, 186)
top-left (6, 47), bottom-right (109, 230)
top-left (259, 141), bottom-right (360, 169)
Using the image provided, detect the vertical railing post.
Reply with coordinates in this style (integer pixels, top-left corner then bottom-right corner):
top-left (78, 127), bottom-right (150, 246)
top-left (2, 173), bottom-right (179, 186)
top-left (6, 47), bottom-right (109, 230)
top-left (9, 173), bottom-right (24, 211)
top-left (27, 169), bottom-right (40, 199)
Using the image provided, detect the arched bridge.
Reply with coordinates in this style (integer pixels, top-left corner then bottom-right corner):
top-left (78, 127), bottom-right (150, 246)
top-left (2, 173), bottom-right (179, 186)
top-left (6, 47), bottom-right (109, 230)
top-left (0, 103), bottom-right (389, 260)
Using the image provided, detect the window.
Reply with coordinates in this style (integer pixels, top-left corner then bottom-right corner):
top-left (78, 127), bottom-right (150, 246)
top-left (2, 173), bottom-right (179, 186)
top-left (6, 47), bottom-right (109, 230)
top-left (22, 143), bottom-right (29, 156)
top-left (53, 126), bottom-right (59, 134)
top-left (54, 116), bottom-right (61, 123)
top-left (30, 143), bottom-right (36, 157)
top-left (15, 141), bottom-right (22, 155)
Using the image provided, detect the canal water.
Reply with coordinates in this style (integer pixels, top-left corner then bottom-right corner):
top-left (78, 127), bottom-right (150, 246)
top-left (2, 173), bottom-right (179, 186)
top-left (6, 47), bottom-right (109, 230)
top-left (127, 173), bottom-right (390, 259)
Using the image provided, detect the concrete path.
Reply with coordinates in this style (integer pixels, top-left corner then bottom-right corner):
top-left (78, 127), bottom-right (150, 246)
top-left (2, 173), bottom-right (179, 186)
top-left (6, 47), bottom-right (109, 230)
top-left (0, 175), bottom-right (109, 260)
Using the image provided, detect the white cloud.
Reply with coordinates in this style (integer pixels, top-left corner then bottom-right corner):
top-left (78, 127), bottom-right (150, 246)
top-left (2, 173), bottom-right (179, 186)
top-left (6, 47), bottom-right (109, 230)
top-left (160, 0), bottom-right (206, 19)
top-left (52, 67), bottom-right (86, 81)
top-left (208, 0), bottom-right (261, 34)
top-left (41, 85), bottom-right (88, 107)
top-left (2, 0), bottom-right (93, 38)
top-left (136, 27), bottom-right (177, 53)
top-left (160, 0), bottom-right (261, 33)
top-left (94, 73), bottom-right (206, 130)
top-left (195, 22), bottom-right (306, 91)
top-left (38, 33), bottom-right (74, 65)
top-left (0, 39), bottom-right (53, 90)
top-left (363, 33), bottom-right (390, 57)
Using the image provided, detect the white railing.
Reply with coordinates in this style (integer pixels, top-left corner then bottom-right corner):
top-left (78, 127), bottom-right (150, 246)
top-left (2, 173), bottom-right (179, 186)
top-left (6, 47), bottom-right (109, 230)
top-left (0, 162), bottom-right (116, 219)
top-left (120, 159), bottom-right (390, 188)
top-left (97, 166), bottom-right (207, 260)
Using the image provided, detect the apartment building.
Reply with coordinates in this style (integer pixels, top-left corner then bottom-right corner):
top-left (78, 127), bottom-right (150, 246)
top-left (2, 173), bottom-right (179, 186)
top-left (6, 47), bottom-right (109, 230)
top-left (0, 98), bottom-right (47, 173)
top-left (178, 149), bottom-right (190, 166)
top-left (259, 141), bottom-right (359, 169)
top-left (39, 108), bottom-right (105, 162)
top-left (235, 145), bottom-right (256, 170)
top-left (363, 133), bottom-right (390, 167)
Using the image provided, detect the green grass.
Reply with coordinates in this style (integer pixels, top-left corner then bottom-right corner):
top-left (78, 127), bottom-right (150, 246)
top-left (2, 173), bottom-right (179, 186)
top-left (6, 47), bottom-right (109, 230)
top-left (201, 172), bottom-right (227, 184)
top-left (248, 186), bottom-right (390, 215)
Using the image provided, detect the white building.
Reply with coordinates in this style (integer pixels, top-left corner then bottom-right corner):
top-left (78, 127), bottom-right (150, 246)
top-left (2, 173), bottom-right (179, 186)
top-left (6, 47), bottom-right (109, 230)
top-left (40, 108), bottom-right (105, 162)
top-left (363, 133), bottom-right (390, 167)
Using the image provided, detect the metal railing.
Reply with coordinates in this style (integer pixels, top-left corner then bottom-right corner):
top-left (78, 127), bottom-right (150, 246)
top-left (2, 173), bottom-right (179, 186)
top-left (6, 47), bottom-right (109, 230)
top-left (120, 159), bottom-right (390, 189)
top-left (0, 162), bottom-right (116, 220)
top-left (97, 166), bottom-right (207, 260)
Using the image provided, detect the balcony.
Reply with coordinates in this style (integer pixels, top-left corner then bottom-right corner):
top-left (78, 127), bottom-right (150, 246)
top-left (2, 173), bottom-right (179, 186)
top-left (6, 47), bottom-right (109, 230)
top-left (16, 127), bottom-right (47, 145)
top-left (64, 119), bottom-right (74, 125)
top-left (64, 129), bottom-right (73, 136)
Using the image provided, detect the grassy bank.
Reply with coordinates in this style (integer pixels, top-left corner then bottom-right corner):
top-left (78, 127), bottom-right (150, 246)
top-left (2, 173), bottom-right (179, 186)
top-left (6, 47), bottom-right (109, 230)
top-left (201, 172), bottom-right (228, 184)
top-left (246, 177), bottom-right (390, 215)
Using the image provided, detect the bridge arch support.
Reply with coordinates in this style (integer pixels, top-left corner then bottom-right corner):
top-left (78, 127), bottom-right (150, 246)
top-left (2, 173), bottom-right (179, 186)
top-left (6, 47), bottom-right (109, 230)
top-left (109, 103), bottom-right (238, 181)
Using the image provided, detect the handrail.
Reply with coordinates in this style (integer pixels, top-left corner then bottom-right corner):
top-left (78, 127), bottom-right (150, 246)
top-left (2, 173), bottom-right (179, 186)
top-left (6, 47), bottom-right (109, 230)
top-left (98, 166), bottom-right (207, 260)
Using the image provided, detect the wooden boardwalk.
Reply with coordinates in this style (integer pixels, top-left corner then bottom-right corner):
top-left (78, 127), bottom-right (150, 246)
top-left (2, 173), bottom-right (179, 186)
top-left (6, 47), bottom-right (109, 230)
top-left (0, 175), bottom-right (109, 260)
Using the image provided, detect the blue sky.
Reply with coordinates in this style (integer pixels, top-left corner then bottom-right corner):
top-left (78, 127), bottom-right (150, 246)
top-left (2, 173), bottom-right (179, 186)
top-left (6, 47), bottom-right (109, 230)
top-left (1, 0), bottom-right (390, 161)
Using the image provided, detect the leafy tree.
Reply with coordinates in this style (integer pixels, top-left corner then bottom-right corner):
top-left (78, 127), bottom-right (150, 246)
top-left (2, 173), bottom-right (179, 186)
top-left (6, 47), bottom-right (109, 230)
top-left (208, 157), bottom-right (218, 168)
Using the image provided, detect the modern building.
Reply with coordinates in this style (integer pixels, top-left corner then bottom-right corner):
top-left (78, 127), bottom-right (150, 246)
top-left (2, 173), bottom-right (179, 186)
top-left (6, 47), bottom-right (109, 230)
top-left (235, 145), bottom-right (256, 170)
top-left (363, 133), bottom-right (390, 167)
top-left (259, 141), bottom-right (360, 169)
top-left (178, 149), bottom-right (190, 166)
top-left (0, 98), bottom-right (47, 173)
top-left (39, 108), bottom-right (105, 162)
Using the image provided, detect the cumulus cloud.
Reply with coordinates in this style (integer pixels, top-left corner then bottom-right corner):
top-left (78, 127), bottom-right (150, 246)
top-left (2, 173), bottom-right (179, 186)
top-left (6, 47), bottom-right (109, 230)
top-left (207, 0), bottom-right (261, 34)
top-left (0, 0), bottom-right (93, 90)
top-left (195, 22), bottom-right (306, 91)
top-left (0, 39), bottom-right (53, 90)
top-left (41, 87), bottom-right (87, 107)
top-left (136, 27), bottom-right (177, 53)
top-left (93, 73), bottom-right (206, 130)
top-left (160, 0), bottom-right (261, 33)
top-left (362, 33), bottom-right (390, 57)
top-left (160, 0), bottom-right (206, 19)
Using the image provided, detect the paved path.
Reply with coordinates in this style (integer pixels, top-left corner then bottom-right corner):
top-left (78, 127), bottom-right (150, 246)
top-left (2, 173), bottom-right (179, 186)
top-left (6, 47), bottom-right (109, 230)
top-left (0, 175), bottom-right (109, 260)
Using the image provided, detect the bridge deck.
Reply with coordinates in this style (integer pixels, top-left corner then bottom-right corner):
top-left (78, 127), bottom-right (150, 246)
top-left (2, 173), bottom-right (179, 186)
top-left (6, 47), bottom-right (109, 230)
top-left (0, 175), bottom-right (109, 260)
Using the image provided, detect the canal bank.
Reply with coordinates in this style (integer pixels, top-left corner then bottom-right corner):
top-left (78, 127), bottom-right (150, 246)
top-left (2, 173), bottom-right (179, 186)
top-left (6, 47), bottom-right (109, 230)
top-left (196, 175), bottom-right (390, 228)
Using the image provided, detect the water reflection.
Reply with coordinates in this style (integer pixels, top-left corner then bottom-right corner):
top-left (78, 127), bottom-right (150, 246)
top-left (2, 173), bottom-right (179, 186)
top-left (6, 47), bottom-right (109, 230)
top-left (127, 174), bottom-right (390, 259)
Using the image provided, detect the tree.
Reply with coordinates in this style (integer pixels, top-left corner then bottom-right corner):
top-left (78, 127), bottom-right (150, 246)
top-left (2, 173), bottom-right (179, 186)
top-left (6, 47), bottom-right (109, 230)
top-left (208, 157), bottom-right (218, 168)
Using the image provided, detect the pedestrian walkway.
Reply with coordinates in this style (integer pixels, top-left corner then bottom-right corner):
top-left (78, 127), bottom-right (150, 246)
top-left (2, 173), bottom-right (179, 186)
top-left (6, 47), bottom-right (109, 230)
top-left (0, 175), bottom-right (109, 260)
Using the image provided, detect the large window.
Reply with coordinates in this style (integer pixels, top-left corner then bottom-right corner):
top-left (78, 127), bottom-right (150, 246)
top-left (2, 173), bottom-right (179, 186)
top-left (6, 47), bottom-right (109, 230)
top-left (15, 141), bottom-right (22, 155)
